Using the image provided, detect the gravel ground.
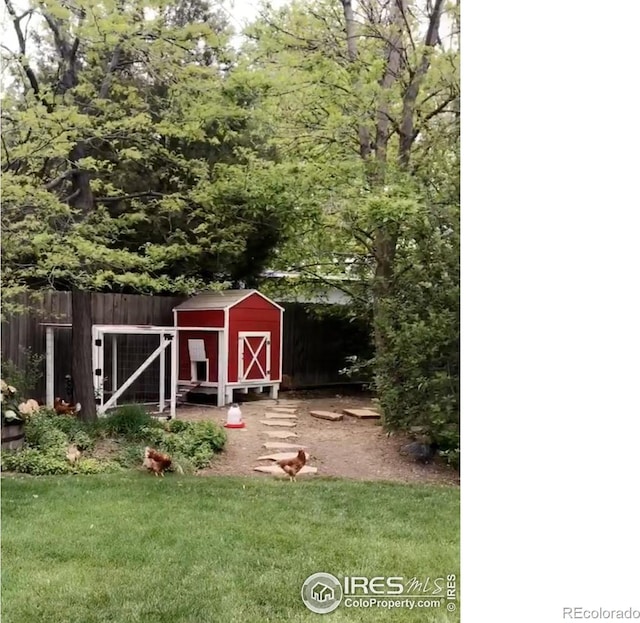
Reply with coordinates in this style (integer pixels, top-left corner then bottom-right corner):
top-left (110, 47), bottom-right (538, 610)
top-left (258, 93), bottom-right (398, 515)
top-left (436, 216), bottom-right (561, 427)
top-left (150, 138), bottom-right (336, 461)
top-left (174, 393), bottom-right (459, 485)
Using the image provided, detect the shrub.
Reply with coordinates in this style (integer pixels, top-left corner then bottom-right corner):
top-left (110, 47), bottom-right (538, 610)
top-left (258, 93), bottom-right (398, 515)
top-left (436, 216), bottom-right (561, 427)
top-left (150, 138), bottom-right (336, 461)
top-left (2, 404), bottom-right (226, 475)
top-left (73, 458), bottom-right (122, 474)
top-left (0, 349), bottom-right (45, 396)
top-left (373, 211), bottom-right (460, 455)
top-left (100, 405), bottom-right (163, 440)
top-left (188, 421), bottom-right (226, 453)
top-left (71, 431), bottom-right (94, 452)
top-left (24, 411), bottom-right (70, 455)
top-left (1, 448), bottom-right (69, 475)
top-left (164, 419), bottom-right (190, 433)
top-left (151, 420), bottom-right (226, 470)
top-left (190, 443), bottom-right (216, 469)
top-left (138, 425), bottom-right (165, 446)
top-left (51, 413), bottom-right (84, 437)
top-left (114, 444), bottom-right (146, 468)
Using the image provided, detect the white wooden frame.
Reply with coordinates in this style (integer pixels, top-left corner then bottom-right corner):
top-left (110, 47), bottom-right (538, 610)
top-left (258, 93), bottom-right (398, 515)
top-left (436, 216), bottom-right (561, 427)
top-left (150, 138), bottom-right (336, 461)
top-left (42, 323), bottom-right (72, 407)
top-left (91, 325), bottom-right (178, 418)
top-left (238, 331), bottom-right (271, 383)
top-left (173, 323), bottom-right (227, 407)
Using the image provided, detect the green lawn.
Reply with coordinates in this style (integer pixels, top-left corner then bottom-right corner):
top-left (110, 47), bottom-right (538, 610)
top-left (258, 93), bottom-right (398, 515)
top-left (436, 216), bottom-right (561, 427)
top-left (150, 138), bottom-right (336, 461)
top-left (1, 474), bottom-right (459, 623)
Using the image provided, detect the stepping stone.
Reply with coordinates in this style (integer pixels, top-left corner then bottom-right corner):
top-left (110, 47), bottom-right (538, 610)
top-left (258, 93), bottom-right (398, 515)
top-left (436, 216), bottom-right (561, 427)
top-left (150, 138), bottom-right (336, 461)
top-left (342, 408), bottom-right (380, 419)
top-left (263, 441), bottom-right (307, 450)
top-left (257, 452), bottom-right (310, 461)
top-left (260, 420), bottom-right (296, 427)
top-left (271, 407), bottom-right (298, 414)
top-left (310, 410), bottom-right (344, 421)
top-left (264, 412), bottom-right (297, 419)
top-left (253, 465), bottom-right (318, 476)
top-left (277, 400), bottom-right (301, 406)
top-left (265, 431), bottom-right (299, 439)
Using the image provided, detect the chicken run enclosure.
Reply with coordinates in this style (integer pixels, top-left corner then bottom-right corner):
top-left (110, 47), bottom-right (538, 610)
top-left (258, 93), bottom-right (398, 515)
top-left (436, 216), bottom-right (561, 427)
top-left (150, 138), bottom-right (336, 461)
top-left (43, 290), bottom-right (284, 417)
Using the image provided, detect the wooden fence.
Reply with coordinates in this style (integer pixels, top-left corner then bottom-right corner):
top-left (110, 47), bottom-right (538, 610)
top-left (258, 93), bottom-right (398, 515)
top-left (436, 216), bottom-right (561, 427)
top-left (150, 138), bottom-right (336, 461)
top-left (1, 291), bottom-right (371, 401)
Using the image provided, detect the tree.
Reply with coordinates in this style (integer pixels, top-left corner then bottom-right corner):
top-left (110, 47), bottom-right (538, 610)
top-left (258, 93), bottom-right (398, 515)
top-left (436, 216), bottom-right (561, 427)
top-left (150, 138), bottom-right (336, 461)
top-left (243, 0), bottom-right (460, 450)
top-left (0, 0), bottom-right (303, 418)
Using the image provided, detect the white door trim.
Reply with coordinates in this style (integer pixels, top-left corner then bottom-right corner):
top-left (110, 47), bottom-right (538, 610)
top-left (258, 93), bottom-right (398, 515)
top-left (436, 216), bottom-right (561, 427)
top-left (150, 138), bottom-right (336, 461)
top-left (238, 331), bottom-right (271, 382)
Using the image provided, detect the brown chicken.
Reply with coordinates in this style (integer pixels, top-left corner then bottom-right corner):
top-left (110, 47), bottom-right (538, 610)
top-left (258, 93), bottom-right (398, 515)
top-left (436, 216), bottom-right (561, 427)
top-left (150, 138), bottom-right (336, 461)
top-left (54, 397), bottom-right (81, 415)
top-left (143, 447), bottom-right (172, 477)
top-left (277, 449), bottom-right (306, 482)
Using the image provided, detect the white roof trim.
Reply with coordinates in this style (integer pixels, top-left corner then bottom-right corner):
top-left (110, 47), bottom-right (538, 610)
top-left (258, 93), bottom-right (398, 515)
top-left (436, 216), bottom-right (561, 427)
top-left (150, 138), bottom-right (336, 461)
top-left (173, 289), bottom-right (285, 312)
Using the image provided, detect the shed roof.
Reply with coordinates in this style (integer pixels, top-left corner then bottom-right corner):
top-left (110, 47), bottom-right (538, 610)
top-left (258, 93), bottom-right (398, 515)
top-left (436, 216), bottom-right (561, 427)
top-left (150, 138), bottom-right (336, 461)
top-left (173, 289), bottom-right (284, 312)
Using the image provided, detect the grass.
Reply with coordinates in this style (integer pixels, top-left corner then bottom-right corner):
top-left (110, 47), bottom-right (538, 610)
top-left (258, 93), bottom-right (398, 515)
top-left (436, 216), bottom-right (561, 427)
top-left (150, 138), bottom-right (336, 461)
top-left (1, 474), bottom-right (459, 623)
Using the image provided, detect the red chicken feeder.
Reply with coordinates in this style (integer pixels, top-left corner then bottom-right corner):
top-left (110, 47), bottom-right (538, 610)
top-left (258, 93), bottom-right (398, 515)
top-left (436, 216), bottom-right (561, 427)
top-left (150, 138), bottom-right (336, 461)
top-left (224, 404), bottom-right (245, 429)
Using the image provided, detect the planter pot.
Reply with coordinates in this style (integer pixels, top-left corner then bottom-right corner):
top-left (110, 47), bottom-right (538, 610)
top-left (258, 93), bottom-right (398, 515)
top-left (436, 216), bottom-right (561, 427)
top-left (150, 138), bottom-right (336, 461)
top-left (1, 419), bottom-right (25, 450)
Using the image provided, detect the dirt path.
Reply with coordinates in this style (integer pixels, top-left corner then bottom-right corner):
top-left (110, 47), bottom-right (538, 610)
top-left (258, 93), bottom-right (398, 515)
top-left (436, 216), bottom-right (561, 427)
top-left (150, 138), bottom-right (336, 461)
top-left (176, 395), bottom-right (458, 485)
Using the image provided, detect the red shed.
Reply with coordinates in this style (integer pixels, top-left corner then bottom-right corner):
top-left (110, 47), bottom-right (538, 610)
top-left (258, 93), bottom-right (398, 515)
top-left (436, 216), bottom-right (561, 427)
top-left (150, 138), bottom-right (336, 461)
top-left (173, 289), bottom-right (284, 406)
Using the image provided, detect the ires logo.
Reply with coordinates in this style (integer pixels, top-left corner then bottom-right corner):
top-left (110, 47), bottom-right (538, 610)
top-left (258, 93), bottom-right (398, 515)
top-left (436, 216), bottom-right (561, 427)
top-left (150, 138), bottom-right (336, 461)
top-left (343, 577), bottom-right (405, 595)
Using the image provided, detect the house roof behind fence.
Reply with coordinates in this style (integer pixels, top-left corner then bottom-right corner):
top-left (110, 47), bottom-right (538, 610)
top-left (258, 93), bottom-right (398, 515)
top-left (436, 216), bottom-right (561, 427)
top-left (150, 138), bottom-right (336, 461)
top-left (173, 289), bottom-right (283, 312)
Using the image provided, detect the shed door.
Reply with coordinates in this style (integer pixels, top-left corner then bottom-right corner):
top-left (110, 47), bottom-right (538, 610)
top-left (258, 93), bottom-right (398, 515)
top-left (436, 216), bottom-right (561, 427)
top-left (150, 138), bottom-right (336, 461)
top-left (238, 332), bottom-right (271, 382)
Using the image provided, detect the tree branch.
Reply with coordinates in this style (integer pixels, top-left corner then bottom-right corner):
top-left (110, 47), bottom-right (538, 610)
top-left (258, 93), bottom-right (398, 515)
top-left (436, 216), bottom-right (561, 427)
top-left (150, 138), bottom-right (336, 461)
top-left (94, 191), bottom-right (166, 203)
top-left (372, 0), bottom-right (407, 179)
top-left (1, 135), bottom-right (16, 172)
top-left (296, 267), bottom-right (369, 305)
top-left (44, 170), bottom-right (74, 190)
top-left (98, 45), bottom-right (123, 99)
top-left (341, 0), bottom-right (372, 160)
top-left (3, 0), bottom-right (49, 108)
top-left (397, 0), bottom-right (445, 168)
top-left (63, 188), bottom-right (82, 203)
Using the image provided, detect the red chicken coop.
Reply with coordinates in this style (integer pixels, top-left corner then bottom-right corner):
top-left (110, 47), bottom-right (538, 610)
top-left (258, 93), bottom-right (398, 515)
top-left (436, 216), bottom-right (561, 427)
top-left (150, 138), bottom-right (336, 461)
top-left (173, 289), bottom-right (284, 406)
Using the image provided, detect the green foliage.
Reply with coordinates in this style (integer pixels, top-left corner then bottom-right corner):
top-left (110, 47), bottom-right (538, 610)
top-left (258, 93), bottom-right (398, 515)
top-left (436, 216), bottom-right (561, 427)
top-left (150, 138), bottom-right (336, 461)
top-left (157, 420), bottom-right (226, 469)
top-left (24, 411), bottom-right (70, 455)
top-left (73, 458), bottom-right (122, 475)
top-left (98, 405), bottom-right (163, 440)
top-left (1, 449), bottom-right (69, 476)
top-left (164, 418), bottom-right (190, 433)
top-left (0, 350), bottom-right (45, 396)
top-left (2, 404), bottom-right (224, 475)
top-left (374, 202), bottom-right (460, 451)
top-left (71, 430), bottom-right (94, 452)
top-left (0, 449), bottom-right (122, 475)
top-left (1, 0), bottom-right (302, 304)
top-left (241, 0), bottom-right (460, 460)
top-left (114, 444), bottom-right (148, 469)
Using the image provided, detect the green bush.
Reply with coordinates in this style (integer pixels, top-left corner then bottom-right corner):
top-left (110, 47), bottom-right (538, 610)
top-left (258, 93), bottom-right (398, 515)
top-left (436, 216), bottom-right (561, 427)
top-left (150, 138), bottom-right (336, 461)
top-left (138, 425), bottom-right (165, 446)
top-left (51, 413), bottom-right (84, 437)
top-left (0, 349), bottom-right (45, 396)
top-left (71, 431), bottom-right (94, 452)
top-left (190, 443), bottom-right (216, 469)
top-left (164, 419), bottom-right (190, 433)
top-left (1, 449), bottom-right (123, 475)
top-left (372, 207), bottom-right (460, 456)
top-left (189, 421), bottom-right (226, 453)
top-left (3, 405), bottom-right (226, 476)
top-left (438, 447), bottom-right (460, 470)
top-left (1, 448), bottom-right (69, 475)
top-left (150, 420), bottom-right (226, 470)
top-left (114, 444), bottom-right (146, 468)
top-left (24, 412), bottom-right (70, 456)
top-left (73, 458), bottom-right (122, 474)
top-left (100, 405), bottom-right (163, 440)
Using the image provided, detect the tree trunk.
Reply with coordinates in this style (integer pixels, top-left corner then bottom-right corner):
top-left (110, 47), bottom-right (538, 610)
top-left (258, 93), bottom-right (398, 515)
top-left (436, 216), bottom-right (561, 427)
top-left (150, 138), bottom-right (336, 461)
top-left (71, 288), bottom-right (97, 421)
